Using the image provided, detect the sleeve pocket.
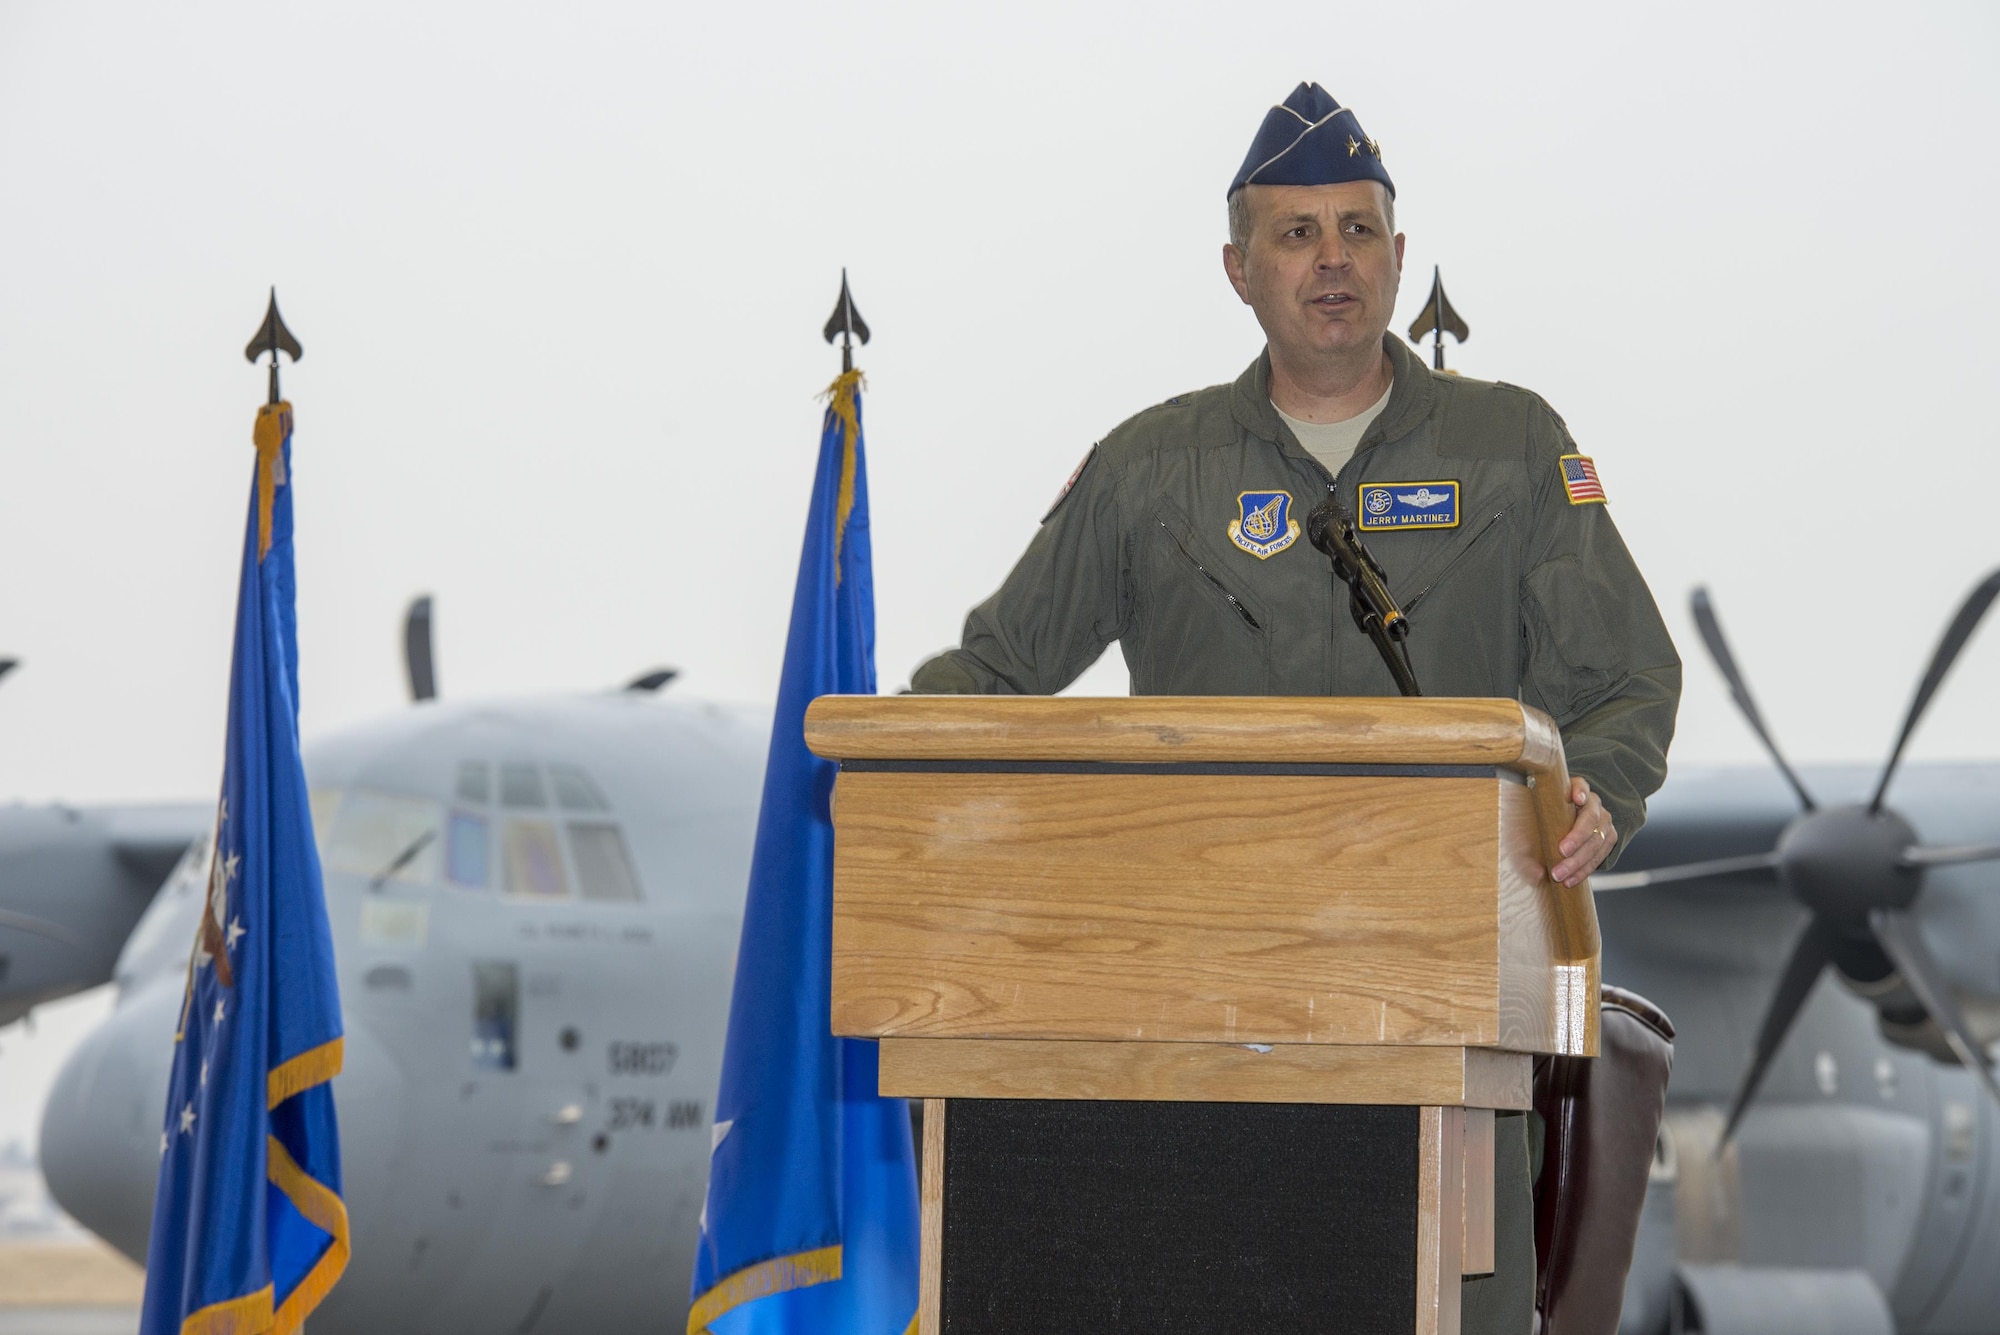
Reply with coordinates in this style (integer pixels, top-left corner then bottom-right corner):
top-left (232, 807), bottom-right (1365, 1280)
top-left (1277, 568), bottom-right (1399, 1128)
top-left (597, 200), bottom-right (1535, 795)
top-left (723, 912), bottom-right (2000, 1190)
top-left (1522, 555), bottom-right (1629, 723)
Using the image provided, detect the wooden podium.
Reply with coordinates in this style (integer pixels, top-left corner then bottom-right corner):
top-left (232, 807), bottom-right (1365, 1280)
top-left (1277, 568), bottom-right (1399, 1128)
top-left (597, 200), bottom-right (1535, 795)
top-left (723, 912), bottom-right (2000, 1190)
top-left (804, 697), bottom-right (1599, 1335)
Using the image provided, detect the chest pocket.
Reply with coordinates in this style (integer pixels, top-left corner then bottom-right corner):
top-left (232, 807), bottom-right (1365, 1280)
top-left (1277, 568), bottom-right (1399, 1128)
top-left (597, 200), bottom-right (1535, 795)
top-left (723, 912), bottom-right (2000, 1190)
top-left (1522, 555), bottom-right (1628, 723)
top-left (1150, 504), bottom-right (1274, 640)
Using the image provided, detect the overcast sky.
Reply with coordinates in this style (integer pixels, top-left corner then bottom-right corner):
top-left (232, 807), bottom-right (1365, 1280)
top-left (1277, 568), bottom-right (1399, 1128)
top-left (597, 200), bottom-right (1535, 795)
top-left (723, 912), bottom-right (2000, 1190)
top-left (2, 1), bottom-right (1998, 1141)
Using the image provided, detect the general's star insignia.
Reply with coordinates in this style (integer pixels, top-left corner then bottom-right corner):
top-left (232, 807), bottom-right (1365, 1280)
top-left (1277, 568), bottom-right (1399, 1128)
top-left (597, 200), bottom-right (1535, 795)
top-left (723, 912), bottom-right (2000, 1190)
top-left (1365, 137), bottom-right (1382, 157)
top-left (1346, 134), bottom-right (1361, 157)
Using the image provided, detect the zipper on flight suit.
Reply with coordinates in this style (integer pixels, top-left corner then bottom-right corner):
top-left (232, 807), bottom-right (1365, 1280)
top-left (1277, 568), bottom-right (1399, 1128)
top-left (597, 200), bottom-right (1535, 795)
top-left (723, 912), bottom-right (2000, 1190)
top-left (1403, 506), bottom-right (1513, 614)
top-left (1155, 519), bottom-right (1263, 631)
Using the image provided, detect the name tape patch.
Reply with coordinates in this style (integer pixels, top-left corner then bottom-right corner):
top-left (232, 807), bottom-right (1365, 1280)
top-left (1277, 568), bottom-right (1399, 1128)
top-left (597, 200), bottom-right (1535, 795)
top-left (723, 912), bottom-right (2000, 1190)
top-left (1356, 480), bottom-right (1460, 530)
top-left (1560, 454), bottom-right (1606, 505)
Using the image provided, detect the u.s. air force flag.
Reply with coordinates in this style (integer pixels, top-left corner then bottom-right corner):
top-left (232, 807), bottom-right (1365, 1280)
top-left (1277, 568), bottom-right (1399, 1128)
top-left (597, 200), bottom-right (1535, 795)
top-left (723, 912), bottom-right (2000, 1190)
top-left (141, 399), bottom-right (348, 1335)
top-left (690, 370), bottom-right (919, 1335)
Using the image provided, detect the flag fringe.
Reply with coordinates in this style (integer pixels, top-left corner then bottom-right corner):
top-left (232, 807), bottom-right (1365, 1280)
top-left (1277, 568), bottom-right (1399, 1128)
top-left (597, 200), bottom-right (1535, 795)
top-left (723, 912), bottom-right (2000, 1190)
top-left (266, 1134), bottom-right (351, 1335)
top-left (686, 1244), bottom-right (843, 1335)
top-left (179, 1285), bottom-right (273, 1335)
top-left (267, 1037), bottom-right (343, 1111)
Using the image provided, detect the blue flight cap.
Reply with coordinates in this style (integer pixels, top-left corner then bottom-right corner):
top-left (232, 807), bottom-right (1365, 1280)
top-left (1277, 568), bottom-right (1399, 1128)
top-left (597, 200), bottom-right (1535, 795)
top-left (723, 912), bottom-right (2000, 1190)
top-left (1228, 82), bottom-right (1395, 200)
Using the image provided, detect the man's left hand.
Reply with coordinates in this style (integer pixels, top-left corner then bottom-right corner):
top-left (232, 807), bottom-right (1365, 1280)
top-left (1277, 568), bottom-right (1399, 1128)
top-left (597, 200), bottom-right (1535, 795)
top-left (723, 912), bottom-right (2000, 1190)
top-left (1552, 776), bottom-right (1615, 887)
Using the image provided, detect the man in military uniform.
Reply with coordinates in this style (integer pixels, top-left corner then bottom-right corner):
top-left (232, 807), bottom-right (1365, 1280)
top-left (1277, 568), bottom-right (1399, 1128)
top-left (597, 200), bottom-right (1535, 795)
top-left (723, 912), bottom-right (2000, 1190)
top-left (911, 82), bottom-right (1680, 1331)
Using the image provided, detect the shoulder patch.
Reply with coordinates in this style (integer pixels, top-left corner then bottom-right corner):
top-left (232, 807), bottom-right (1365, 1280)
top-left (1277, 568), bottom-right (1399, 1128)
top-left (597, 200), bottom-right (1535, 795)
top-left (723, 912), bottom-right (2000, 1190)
top-left (1042, 443), bottom-right (1099, 523)
top-left (1559, 454), bottom-right (1606, 505)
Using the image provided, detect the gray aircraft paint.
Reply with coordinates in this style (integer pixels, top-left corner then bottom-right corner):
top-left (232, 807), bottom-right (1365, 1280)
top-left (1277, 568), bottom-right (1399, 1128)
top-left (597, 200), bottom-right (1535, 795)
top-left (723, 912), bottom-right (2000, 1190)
top-left (0, 801), bottom-right (207, 1025)
top-left (1608, 762), bottom-right (2000, 1334)
top-left (42, 690), bottom-right (765, 1335)
top-left (32, 713), bottom-right (2000, 1333)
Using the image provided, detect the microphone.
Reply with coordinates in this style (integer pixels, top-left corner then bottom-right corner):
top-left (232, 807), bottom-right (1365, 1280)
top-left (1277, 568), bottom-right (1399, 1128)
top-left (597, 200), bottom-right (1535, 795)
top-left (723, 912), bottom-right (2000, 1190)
top-left (1306, 499), bottom-right (1410, 643)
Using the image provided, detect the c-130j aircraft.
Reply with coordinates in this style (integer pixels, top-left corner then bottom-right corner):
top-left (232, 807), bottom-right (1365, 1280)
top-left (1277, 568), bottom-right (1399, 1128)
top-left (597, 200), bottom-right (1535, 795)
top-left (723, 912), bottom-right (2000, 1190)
top-left (27, 566), bottom-right (2000, 1335)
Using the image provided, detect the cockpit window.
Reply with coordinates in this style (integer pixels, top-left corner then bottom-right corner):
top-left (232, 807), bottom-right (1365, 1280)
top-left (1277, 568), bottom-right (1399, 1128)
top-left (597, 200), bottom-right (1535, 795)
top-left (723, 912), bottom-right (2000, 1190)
top-left (568, 822), bottom-right (642, 902)
top-left (499, 763), bottom-right (546, 809)
top-left (323, 791), bottom-right (442, 885)
top-left (447, 811), bottom-right (491, 889)
top-left (549, 765), bottom-right (610, 812)
top-left (502, 818), bottom-right (569, 898)
top-left (456, 761), bottom-right (491, 805)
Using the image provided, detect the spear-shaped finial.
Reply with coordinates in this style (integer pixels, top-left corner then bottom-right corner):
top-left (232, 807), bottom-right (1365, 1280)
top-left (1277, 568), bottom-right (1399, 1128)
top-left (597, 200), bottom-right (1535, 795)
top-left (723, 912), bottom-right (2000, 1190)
top-left (243, 288), bottom-right (303, 405)
top-left (1405, 266), bottom-right (1469, 371)
top-left (821, 269), bottom-right (871, 374)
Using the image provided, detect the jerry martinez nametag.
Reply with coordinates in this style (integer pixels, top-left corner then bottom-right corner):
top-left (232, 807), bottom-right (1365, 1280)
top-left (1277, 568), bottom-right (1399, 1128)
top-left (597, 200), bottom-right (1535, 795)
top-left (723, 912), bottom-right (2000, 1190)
top-left (1357, 480), bottom-right (1460, 530)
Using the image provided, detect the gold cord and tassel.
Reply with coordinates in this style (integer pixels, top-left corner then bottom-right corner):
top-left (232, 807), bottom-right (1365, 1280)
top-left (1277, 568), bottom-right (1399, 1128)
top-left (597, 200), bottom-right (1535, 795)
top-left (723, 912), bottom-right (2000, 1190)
top-left (822, 371), bottom-right (864, 585)
top-left (252, 402), bottom-right (292, 561)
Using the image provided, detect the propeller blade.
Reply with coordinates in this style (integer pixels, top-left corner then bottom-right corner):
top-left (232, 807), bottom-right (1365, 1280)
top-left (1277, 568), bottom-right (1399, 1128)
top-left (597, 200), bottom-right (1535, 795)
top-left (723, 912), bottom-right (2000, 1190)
top-left (1721, 917), bottom-right (1837, 1145)
top-left (1592, 851), bottom-right (1781, 892)
top-left (1868, 907), bottom-right (2000, 1107)
top-left (1902, 843), bottom-right (2000, 869)
top-left (0, 906), bottom-right (86, 947)
top-left (1870, 568), bottom-right (2000, 813)
top-left (1690, 587), bottom-right (1816, 811)
top-left (404, 595), bottom-right (437, 702)
top-left (0, 658), bottom-right (15, 685)
top-left (624, 668), bottom-right (679, 693)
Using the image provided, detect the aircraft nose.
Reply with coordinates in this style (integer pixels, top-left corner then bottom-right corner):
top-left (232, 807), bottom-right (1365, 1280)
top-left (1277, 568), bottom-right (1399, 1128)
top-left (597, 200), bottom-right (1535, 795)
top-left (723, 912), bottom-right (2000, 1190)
top-left (41, 975), bottom-right (182, 1263)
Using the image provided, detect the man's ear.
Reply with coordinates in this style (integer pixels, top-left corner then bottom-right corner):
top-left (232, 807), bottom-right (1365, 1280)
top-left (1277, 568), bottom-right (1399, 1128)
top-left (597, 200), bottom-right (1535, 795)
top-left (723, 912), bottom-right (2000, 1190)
top-left (1222, 243), bottom-right (1253, 305)
top-left (1394, 231), bottom-right (1406, 272)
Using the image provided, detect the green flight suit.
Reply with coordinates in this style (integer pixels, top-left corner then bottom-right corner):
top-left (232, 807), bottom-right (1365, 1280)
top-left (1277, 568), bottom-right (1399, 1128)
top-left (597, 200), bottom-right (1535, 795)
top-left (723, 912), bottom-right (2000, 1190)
top-left (910, 332), bottom-right (1681, 1330)
top-left (911, 333), bottom-right (1680, 864)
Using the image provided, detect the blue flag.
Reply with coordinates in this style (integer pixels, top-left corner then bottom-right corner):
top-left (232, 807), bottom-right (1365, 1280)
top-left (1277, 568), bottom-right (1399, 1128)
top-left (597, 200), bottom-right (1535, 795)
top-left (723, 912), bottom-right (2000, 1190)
top-left (690, 371), bottom-right (919, 1335)
top-left (141, 400), bottom-right (348, 1335)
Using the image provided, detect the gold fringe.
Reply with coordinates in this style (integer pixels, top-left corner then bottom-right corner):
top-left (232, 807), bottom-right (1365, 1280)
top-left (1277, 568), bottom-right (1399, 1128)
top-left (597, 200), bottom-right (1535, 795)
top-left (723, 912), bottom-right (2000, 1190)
top-left (903, 1316), bottom-right (919, 1335)
top-left (822, 371), bottom-right (864, 587)
top-left (267, 1038), bottom-right (342, 1111)
top-left (252, 402), bottom-right (292, 561)
top-left (266, 1134), bottom-right (351, 1335)
top-left (180, 1284), bottom-right (272, 1335)
top-left (686, 1244), bottom-right (843, 1335)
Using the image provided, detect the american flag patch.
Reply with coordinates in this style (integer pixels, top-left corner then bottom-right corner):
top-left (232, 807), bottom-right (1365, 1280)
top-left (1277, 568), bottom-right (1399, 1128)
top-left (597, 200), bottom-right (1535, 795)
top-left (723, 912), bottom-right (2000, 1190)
top-left (1560, 454), bottom-right (1606, 505)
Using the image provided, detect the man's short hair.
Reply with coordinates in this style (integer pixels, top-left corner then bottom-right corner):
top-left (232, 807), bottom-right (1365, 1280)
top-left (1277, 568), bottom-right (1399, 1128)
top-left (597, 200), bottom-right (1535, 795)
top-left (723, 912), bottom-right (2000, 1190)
top-left (1228, 187), bottom-right (1396, 255)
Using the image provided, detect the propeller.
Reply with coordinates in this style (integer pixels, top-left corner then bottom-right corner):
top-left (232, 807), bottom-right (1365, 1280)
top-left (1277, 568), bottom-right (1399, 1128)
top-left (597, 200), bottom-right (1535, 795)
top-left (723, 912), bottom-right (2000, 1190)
top-left (1871, 567), bottom-right (2000, 813)
top-left (624, 669), bottom-right (679, 693)
top-left (404, 595), bottom-right (437, 702)
top-left (0, 905), bottom-right (86, 947)
top-left (1610, 572), bottom-right (2000, 1142)
top-left (1689, 588), bottom-right (1816, 811)
top-left (0, 659), bottom-right (16, 686)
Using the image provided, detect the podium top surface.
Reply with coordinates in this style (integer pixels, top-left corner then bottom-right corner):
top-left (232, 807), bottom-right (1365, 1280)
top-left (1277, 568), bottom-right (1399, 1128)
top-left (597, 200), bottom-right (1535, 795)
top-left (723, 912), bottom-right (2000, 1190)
top-left (805, 695), bottom-right (1563, 780)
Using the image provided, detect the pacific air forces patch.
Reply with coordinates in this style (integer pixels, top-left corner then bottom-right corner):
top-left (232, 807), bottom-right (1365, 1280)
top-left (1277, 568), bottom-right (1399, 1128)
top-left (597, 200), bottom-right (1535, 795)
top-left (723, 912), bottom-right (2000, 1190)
top-left (1357, 480), bottom-right (1459, 530)
top-left (1228, 490), bottom-right (1299, 559)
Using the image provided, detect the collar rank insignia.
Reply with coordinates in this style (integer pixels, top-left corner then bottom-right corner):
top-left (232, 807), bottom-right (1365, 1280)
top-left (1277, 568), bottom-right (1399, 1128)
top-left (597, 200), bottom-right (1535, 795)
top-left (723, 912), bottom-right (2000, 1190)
top-left (1228, 490), bottom-right (1299, 559)
top-left (1357, 480), bottom-right (1460, 530)
top-left (1559, 454), bottom-right (1606, 505)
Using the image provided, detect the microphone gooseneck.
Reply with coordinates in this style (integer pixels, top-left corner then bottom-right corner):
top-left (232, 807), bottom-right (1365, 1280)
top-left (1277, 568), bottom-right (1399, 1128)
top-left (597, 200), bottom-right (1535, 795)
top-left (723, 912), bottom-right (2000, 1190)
top-left (1307, 494), bottom-right (1421, 696)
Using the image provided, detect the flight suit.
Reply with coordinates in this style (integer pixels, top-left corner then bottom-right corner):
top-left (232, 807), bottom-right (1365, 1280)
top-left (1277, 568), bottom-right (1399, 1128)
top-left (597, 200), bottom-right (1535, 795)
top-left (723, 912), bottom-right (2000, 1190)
top-left (910, 332), bottom-right (1682, 1330)
top-left (911, 333), bottom-right (1680, 864)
